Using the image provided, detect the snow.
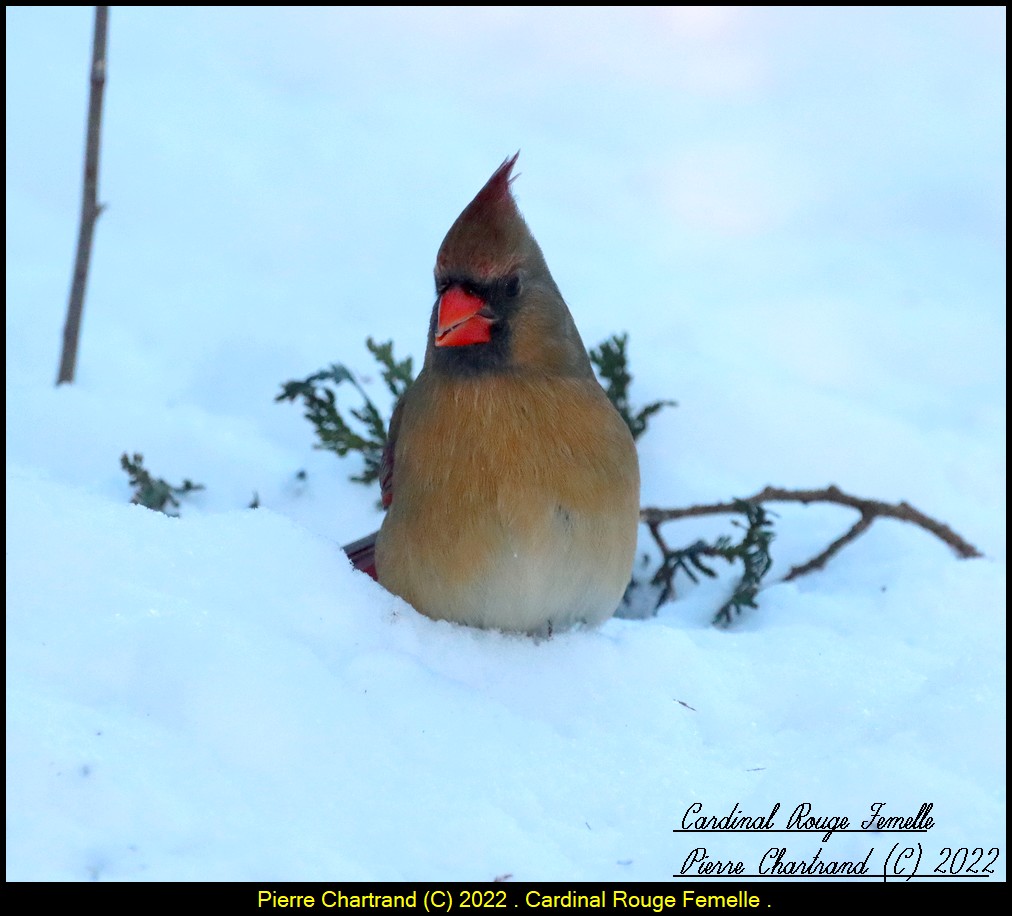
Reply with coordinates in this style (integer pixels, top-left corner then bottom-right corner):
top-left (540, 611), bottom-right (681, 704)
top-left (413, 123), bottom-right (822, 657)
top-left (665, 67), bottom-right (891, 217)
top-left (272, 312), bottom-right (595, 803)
top-left (6, 7), bottom-right (1005, 882)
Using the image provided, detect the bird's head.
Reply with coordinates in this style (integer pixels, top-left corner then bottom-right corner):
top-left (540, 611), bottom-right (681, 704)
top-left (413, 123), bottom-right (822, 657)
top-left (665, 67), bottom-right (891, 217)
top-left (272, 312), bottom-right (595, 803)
top-left (426, 154), bottom-right (593, 380)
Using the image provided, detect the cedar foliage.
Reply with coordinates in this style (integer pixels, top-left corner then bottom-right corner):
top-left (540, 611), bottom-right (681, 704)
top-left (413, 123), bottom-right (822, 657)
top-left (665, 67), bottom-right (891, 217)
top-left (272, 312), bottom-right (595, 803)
top-left (588, 333), bottom-right (676, 442)
top-left (120, 452), bottom-right (204, 515)
top-left (274, 337), bottom-right (413, 485)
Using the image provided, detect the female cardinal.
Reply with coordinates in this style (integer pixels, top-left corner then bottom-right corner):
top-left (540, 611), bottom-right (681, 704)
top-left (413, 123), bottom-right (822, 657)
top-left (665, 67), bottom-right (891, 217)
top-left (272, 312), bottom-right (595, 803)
top-left (370, 154), bottom-right (640, 635)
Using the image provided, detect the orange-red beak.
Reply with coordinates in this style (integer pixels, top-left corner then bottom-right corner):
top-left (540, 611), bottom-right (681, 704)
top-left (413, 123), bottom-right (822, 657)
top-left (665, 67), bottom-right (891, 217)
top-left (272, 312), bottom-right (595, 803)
top-left (435, 288), bottom-right (494, 347)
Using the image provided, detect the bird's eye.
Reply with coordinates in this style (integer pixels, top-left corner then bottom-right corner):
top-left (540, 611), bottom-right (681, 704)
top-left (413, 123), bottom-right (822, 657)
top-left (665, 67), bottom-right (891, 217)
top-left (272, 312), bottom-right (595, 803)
top-left (504, 275), bottom-right (521, 298)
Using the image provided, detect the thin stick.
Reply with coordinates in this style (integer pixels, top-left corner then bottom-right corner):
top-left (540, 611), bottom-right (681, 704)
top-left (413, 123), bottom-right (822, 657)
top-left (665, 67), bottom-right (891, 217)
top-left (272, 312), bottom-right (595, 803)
top-left (56, 6), bottom-right (109, 385)
top-left (640, 484), bottom-right (982, 583)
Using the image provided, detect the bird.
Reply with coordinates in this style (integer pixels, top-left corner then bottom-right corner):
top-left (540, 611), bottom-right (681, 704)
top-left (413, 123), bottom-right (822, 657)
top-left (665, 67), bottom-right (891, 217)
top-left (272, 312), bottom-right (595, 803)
top-left (356, 154), bottom-right (640, 635)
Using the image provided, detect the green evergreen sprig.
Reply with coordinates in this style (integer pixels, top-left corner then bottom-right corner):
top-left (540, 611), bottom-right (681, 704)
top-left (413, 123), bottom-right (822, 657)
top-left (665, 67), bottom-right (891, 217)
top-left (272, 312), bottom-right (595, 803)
top-left (709, 501), bottom-right (776, 626)
top-left (648, 539), bottom-right (720, 607)
top-left (120, 452), bottom-right (204, 515)
top-left (275, 337), bottom-right (413, 485)
top-left (589, 332), bottom-right (677, 441)
top-left (639, 500), bottom-right (776, 626)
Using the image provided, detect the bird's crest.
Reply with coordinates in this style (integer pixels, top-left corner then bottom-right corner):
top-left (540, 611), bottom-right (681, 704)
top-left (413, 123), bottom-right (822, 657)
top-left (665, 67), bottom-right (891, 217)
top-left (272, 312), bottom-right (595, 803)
top-left (435, 152), bottom-right (529, 281)
top-left (471, 152), bottom-right (520, 210)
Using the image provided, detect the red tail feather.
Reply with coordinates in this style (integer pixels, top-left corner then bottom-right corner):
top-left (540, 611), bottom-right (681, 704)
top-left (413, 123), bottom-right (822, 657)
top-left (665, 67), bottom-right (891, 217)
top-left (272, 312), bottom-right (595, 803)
top-left (343, 530), bottom-right (379, 580)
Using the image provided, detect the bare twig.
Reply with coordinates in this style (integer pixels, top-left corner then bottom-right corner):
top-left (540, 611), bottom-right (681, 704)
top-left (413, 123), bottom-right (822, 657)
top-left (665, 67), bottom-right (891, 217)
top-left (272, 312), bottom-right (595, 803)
top-left (57, 6), bottom-right (109, 385)
top-left (781, 513), bottom-right (873, 581)
top-left (640, 485), bottom-right (982, 585)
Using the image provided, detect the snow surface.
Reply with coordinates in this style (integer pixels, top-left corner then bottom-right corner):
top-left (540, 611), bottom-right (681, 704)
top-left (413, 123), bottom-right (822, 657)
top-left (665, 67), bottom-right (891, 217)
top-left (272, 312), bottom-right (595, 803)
top-left (6, 7), bottom-right (1005, 882)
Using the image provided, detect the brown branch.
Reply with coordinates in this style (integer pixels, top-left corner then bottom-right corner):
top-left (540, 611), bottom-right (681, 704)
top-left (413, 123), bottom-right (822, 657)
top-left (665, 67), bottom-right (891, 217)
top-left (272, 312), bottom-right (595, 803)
top-left (782, 513), bottom-right (873, 581)
top-left (640, 484), bottom-right (982, 583)
top-left (57, 6), bottom-right (109, 385)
